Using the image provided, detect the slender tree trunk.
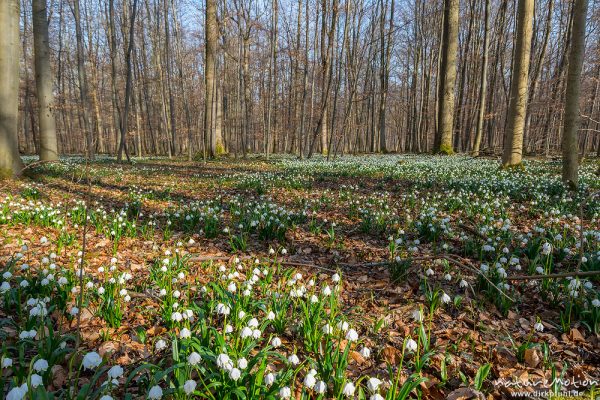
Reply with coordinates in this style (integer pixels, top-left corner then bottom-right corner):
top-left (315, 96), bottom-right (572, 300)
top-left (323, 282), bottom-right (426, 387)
top-left (205, 0), bottom-right (218, 158)
top-left (435, 0), bottom-right (458, 154)
top-left (72, 0), bottom-right (94, 159)
top-left (561, 0), bottom-right (588, 188)
top-left (0, 0), bottom-right (23, 177)
top-left (32, 0), bottom-right (59, 161)
top-left (502, 0), bottom-right (534, 167)
top-left (472, 0), bottom-right (490, 156)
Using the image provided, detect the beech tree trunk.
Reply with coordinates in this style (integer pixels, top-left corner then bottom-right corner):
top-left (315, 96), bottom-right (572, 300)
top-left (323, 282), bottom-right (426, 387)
top-left (0, 0), bottom-right (23, 177)
top-left (32, 0), bottom-right (59, 161)
top-left (435, 0), bottom-right (458, 154)
top-left (502, 0), bottom-right (534, 168)
top-left (561, 0), bottom-right (588, 188)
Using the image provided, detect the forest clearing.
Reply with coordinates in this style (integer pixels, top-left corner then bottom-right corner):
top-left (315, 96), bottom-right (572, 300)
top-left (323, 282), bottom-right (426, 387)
top-left (0, 155), bottom-right (598, 399)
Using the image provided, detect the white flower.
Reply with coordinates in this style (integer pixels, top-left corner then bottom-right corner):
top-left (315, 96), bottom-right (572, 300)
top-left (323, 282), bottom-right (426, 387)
top-left (100, 396), bottom-right (114, 400)
top-left (592, 299), bottom-right (600, 308)
top-left (183, 379), bottom-right (197, 395)
top-left (406, 338), bottom-right (418, 352)
top-left (459, 279), bottom-right (468, 288)
top-left (267, 311), bottom-right (275, 320)
top-left (33, 358), bottom-right (49, 372)
top-left (264, 373), bottom-right (275, 386)
top-left (332, 273), bottom-right (340, 282)
top-left (288, 354), bottom-right (300, 365)
top-left (315, 381), bottom-right (327, 394)
top-left (237, 357), bottom-right (248, 369)
top-left (187, 352), bottom-right (201, 366)
top-left (272, 337), bottom-right (282, 347)
top-left (2, 357), bottom-right (13, 368)
top-left (229, 367), bottom-right (241, 380)
top-left (342, 381), bottom-right (355, 396)
top-left (534, 322), bottom-right (544, 332)
top-left (425, 268), bottom-right (434, 276)
top-left (155, 339), bottom-right (167, 351)
top-left (440, 292), bottom-right (451, 304)
top-left (6, 384), bottom-right (28, 400)
top-left (279, 386), bottom-right (291, 398)
top-left (30, 374), bottom-right (43, 388)
top-left (370, 394), bottom-right (385, 400)
top-left (0, 281), bottom-right (10, 293)
top-left (217, 354), bottom-right (233, 371)
top-left (108, 365), bottom-right (124, 379)
top-left (304, 373), bottom-right (317, 389)
top-left (322, 324), bottom-right (333, 334)
top-left (247, 318), bottom-right (259, 328)
top-left (240, 327), bottom-right (253, 338)
top-left (541, 242), bottom-right (552, 256)
top-left (216, 303), bottom-right (231, 315)
top-left (346, 329), bottom-right (359, 341)
top-left (179, 328), bottom-right (191, 339)
top-left (367, 377), bottom-right (382, 393)
top-left (360, 347), bottom-right (371, 358)
top-left (322, 285), bottom-right (332, 296)
top-left (148, 385), bottom-right (163, 399)
top-left (412, 309), bottom-right (423, 322)
top-left (82, 352), bottom-right (102, 370)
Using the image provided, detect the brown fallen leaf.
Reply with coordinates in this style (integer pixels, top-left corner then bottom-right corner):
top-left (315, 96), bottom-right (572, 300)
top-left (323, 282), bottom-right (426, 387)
top-left (446, 387), bottom-right (485, 400)
top-left (524, 348), bottom-right (541, 368)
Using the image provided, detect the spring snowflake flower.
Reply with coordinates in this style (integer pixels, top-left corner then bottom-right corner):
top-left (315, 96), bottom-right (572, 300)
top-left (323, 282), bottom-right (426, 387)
top-left (459, 279), bottom-right (469, 288)
top-left (30, 374), bottom-right (43, 388)
top-left (265, 373), bottom-right (275, 386)
top-left (247, 318), bottom-right (259, 328)
top-left (108, 365), bottom-right (124, 379)
top-left (592, 299), bottom-right (600, 308)
top-left (100, 396), bottom-right (114, 400)
top-left (237, 357), bottom-right (248, 369)
top-left (288, 354), bottom-right (300, 365)
top-left (225, 324), bottom-right (233, 333)
top-left (342, 381), bottom-right (356, 396)
top-left (148, 385), bottom-right (163, 399)
top-left (33, 358), bottom-right (49, 372)
top-left (315, 380), bottom-right (327, 394)
top-left (6, 383), bottom-right (28, 400)
top-left (272, 337), bottom-right (282, 347)
top-left (534, 322), bottom-right (544, 332)
top-left (425, 268), bottom-right (434, 277)
top-left (179, 328), bottom-right (191, 339)
top-left (267, 311), bottom-right (275, 320)
top-left (322, 324), bottom-right (333, 334)
top-left (240, 327), bottom-right (253, 338)
top-left (360, 347), bottom-right (371, 358)
top-left (82, 352), bottom-right (102, 370)
top-left (217, 354), bottom-right (233, 371)
top-left (346, 329), bottom-right (359, 341)
top-left (367, 377), bottom-right (382, 393)
top-left (440, 292), bottom-right (451, 304)
top-left (406, 338), bottom-right (418, 352)
top-left (183, 379), bottom-right (197, 395)
top-left (371, 394), bottom-right (385, 400)
top-left (279, 386), bottom-right (291, 398)
top-left (216, 303), bottom-right (231, 315)
top-left (187, 352), bottom-right (201, 366)
top-left (155, 339), bottom-right (167, 351)
top-left (412, 309), bottom-right (423, 322)
top-left (337, 321), bottom-right (349, 331)
top-left (2, 357), bottom-right (13, 368)
top-left (332, 273), bottom-right (340, 283)
top-left (229, 367), bottom-right (241, 381)
top-left (0, 281), bottom-right (10, 293)
top-left (541, 243), bottom-right (552, 256)
top-left (304, 373), bottom-right (317, 389)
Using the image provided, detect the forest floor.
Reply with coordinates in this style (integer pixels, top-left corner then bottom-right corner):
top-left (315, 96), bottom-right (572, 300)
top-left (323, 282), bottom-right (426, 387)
top-left (0, 154), bottom-right (599, 399)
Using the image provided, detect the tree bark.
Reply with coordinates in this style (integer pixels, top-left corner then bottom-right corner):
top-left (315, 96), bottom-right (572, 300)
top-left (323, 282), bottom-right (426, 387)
top-left (561, 0), bottom-right (588, 188)
top-left (0, 0), bottom-right (23, 177)
top-left (435, 0), bottom-right (458, 154)
top-left (472, 0), bottom-right (490, 156)
top-left (32, 0), bottom-right (59, 161)
top-left (502, 0), bottom-right (534, 168)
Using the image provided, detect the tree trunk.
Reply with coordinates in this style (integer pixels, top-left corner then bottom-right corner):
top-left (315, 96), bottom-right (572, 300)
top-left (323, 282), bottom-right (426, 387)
top-left (502, 0), bottom-right (534, 168)
top-left (472, 0), bottom-right (489, 156)
top-left (561, 0), bottom-right (588, 188)
top-left (435, 0), bottom-right (458, 154)
top-left (0, 0), bottom-right (23, 177)
top-left (32, 0), bottom-right (59, 161)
